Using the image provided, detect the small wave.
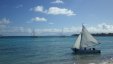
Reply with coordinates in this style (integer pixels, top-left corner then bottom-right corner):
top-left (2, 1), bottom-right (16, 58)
top-left (100, 58), bottom-right (113, 64)
top-left (88, 58), bottom-right (113, 64)
top-left (73, 58), bottom-right (113, 64)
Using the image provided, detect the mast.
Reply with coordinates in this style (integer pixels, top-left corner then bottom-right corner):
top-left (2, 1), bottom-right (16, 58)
top-left (79, 25), bottom-right (84, 49)
top-left (60, 28), bottom-right (65, 37)
top-left (61, 28), bottom-right (63, 36)
top-left (32, 29), bottom-right (35, 36)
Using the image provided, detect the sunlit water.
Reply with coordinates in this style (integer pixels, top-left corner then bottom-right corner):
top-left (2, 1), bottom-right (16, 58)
top-left (0, 36), bottom-right (113, 64)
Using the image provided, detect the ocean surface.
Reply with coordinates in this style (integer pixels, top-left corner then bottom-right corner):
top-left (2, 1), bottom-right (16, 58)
top-left (0, 36), bottom-right (113, 64)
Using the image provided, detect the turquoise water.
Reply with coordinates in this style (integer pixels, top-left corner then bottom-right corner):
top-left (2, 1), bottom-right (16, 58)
top-left (0, 36), bottom-right (113, 64)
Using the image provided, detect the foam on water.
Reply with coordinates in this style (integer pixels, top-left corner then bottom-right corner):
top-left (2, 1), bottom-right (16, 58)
top-left (87, 58), bottom-right (113, 64)
top-left (100, 58), bottom-right (113, 64)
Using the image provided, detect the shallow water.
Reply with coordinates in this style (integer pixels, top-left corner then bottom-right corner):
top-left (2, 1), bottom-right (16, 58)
top-left (0, 36), bottom-right (113, 64)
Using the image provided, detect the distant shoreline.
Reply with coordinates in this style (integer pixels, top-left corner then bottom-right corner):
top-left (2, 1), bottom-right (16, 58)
top-left (0, 36), bottom-right (72, 38)
top-left (0, 34), bottom-right (113, 38)
top-left (0, 33), bottom-right (113, 38)
top-left (72, 33), bottom-right (113, 36)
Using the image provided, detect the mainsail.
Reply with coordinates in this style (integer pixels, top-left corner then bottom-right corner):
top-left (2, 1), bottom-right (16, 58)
top-left (73, 25), bottom-right (99, 49)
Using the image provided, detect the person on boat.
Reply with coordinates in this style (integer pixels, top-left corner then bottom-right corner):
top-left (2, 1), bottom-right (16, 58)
top-left (89, 48), bottom-right (91, 50)
top-left (92, 48), bottom-right (95, 50)
top-left (84, 47), bottom-right (86, 50)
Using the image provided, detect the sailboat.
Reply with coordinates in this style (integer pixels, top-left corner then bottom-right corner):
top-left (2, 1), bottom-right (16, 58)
top-left (72, 25), bottom-right (101, 54)
top-left (60, 28), bottom-right (66, 37)
top-left (31, 29), bottom-right (37, 38)
top-left (32, 29), bottom-right (35, 37)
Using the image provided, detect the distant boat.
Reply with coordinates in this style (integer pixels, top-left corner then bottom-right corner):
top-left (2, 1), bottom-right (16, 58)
top-left (59, 28), bottom-right (66, 37)
top-left (31, 29), bottom-right (37, 38)
top-left (32, 29), bottom-right (35, 36)
top-left (71, 25), bottom-right (101, 54)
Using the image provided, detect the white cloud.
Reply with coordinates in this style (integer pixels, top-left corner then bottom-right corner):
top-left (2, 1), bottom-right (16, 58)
top-left (12, 27), bottom-right (25, 32)
top-left (2, 23), bottom-right (113, 36)
top-left (38, 28), bottom-right (61, 33)
top-left (4, 27), bottom-right (32, 33)
top-left (51, 0), bottom-right (64, 4)
top-left (33, 6), bottom-right (44, 12)
top-left (32, 17), bottom-right (47, 22)
top-left (90, 23), bottom-right (113, 33)
top-left (0, 18), bottom-right (10, 25)
top-left (0, 27), bottom-right (34, 36)
top-left (0, 18), bottom-right (11, 34)
top-left (32, 6), bottom-right (76, 16)
top-left (66, 23), bottom-right (113, 34)
top-left (47, 7), bottom-right (75, 16)
top-left (37, 23), bottom-right (113, 34)
top-left (98, 23), bottom-right (112, 30)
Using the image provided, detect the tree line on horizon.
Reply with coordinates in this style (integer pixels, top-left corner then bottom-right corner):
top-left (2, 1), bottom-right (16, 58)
top-left (72, 33), bottom-right (113, 36)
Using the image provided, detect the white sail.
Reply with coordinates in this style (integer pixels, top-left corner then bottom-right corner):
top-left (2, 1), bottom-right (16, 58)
top-left (80, 25), bottom-right (99, 48)
top-left (73, 34), bottom-right (81, 49)
top-left (73, 25), bottom-right (99, 49)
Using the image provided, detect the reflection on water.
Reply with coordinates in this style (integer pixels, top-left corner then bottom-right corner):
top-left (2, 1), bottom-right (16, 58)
top-left (73, 54), bottom-right (101, 64)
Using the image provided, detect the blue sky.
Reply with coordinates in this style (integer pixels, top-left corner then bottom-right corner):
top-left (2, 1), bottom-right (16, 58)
top-left (0, 0), bottom-right (113, 36)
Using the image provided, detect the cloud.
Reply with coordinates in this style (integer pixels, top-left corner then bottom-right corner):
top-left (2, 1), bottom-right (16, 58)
top-left (16, 4), bottom-right (23, 8)
top-left (12, 27), bottom-right (24, 32)
top-left (89, 23), bottom-right (113, 33)
top-left (37, 23), bottom-right (113, 34)
top-left (0, 26), bottom-right (34, 36)
top-left (37, 28), bottom-right (61, 33)
top-left (33, 6), bottom-right (44, 12)
top-left (47, 7), bottom-right (75, 16)
top-left (0, 18), bottom-right (10, 25)
top-left (2, 22), bottom-right (113, 36)
top-left (32, 17), bottom-right (47, 22)
top-left (3, 27), bottom-right (31, 33)
top-left (64, 23), bottom-right (113, 34)
top-left (32, 6), bottom-right (76, 16)
top-left (0, 18), bottom-right (11, 34)
top-left (51, 0), bottom-right (64, 4)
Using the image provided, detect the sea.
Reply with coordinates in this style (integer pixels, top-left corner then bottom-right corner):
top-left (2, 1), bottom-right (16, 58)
top-left (0, 36), bottom-right (113, 64)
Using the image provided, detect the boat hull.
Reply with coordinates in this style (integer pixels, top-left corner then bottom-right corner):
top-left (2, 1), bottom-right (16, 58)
top-left (71, 48), bottom-right (101, 54)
